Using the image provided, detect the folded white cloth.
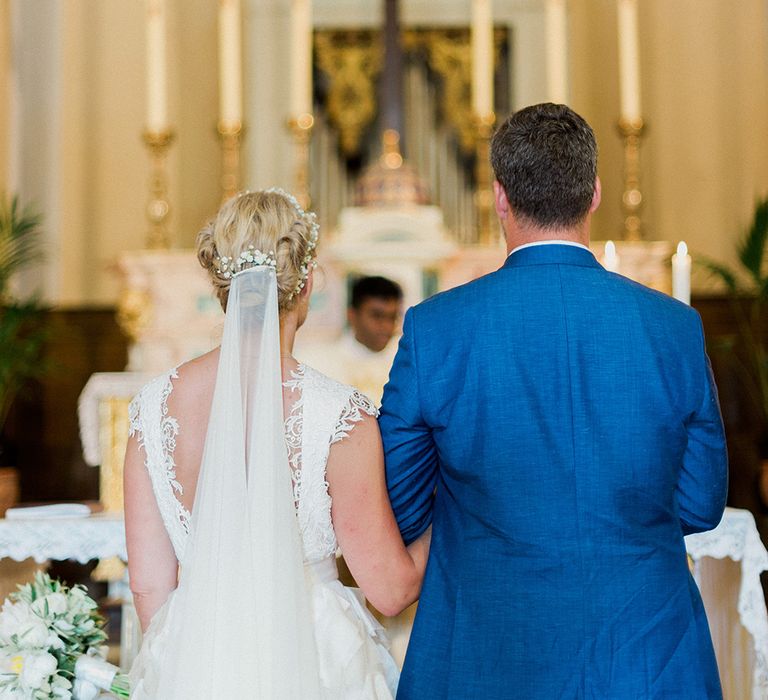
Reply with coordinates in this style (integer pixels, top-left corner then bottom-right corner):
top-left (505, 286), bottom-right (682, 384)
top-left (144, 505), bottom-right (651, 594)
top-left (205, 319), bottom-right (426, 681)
top-left (5, 503), bottom-right (92, 520)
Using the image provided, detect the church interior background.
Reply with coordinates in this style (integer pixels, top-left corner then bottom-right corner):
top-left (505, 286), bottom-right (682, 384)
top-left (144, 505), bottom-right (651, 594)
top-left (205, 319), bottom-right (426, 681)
top-left (1, 0), bottom-right (768, 692)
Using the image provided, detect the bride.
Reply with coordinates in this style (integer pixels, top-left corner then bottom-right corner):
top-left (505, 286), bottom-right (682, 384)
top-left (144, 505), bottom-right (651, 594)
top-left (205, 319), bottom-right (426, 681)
top-left (123, 189), bottom-right (431, 698)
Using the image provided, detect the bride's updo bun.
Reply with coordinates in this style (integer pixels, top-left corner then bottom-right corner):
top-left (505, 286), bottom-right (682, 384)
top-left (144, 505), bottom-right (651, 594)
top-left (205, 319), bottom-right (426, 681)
top-left (196, 190), bottom-right (318, 312)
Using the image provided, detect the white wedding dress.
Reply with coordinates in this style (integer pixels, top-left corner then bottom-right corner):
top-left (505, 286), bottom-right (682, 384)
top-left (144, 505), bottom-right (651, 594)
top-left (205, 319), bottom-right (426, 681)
top-left (126, 361), bottom-right (398, 698)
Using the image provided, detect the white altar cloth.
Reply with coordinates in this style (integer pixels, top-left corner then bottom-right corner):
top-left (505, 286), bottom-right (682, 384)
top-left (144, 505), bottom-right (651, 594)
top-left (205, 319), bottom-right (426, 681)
top-left (686, 507), bottom-right (768, 700)
top-left (0, 513), bottom-right (127, 564)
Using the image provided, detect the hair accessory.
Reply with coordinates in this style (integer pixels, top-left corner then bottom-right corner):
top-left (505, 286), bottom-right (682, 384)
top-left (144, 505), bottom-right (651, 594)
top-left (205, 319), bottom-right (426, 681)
top-left (213, 189), bottom-right (320, 298)
top-left (214, 245), bottom-right (276, 279)
top-left (263, 188), bottom-right (319, 299)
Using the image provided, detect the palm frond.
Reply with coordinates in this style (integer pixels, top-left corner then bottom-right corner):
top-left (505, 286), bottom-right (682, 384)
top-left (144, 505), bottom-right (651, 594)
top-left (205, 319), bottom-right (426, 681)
top-left (0, 196), bottom-right (43, 298)
top-left (694, 254), bottom-right (740, 294)
top-left (738, 196), bottom-right (768, 286)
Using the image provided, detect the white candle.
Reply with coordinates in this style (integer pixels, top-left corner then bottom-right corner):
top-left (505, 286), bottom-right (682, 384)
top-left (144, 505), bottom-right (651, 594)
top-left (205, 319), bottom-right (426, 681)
top-left (219, 0), bottom-right (243, 128)
top-left (672, 241), bottom-right (691, 304)
top-left (603, 240), bottom-right (620, 272)
top-left (545, 0), bottom-right (568, 104)
top-left (471, 0), bottom-right (494, 117)
top-left (290, 0), bottom-right (312, 116)
top-left (617, 0), bottom-right (641, 121)
top-left (146, 0), bottom-right (168, 132)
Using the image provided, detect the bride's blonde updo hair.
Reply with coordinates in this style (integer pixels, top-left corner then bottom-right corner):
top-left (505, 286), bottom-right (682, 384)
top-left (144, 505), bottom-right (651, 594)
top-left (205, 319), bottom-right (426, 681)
top-left (196, 189), bottom-right (319, 312)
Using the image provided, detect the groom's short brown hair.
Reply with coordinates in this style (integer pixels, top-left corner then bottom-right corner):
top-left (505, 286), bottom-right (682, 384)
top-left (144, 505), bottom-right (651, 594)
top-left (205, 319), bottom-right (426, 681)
top-left (490, 103), bottom-right (597, 229)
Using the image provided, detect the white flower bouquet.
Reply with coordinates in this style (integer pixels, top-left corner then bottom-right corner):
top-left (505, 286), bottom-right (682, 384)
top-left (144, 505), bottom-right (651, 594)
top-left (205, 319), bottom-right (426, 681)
top-left (0, 572), bottom-right (129, 699)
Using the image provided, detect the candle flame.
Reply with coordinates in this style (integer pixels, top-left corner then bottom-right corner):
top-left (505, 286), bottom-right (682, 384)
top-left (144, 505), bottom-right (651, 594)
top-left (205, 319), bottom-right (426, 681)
top-left (605, 240), bottom-right (616, 257)
top-left (677, 241), bottom-right (688, 257)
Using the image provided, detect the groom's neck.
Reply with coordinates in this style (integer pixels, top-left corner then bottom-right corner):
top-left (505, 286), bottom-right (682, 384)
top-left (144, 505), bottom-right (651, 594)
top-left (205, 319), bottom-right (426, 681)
top-left (502, 217), bottom-right (590, 256)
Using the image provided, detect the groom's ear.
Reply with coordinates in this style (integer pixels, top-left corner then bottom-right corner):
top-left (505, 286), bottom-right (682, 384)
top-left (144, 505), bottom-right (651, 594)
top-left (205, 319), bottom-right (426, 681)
top-left (493, 180), bottom-right (510, 220)
top-left (590, 176), bottom-right (602, 214)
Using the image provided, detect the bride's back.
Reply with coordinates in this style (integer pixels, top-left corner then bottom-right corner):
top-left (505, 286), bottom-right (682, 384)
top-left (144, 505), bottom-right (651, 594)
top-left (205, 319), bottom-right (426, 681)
top-left (130, 350), bottom-right (377, 565)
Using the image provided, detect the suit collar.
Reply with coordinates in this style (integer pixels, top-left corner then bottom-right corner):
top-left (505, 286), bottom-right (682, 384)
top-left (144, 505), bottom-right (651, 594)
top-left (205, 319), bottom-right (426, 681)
top-left (501, 242), bottom-right (601, 270)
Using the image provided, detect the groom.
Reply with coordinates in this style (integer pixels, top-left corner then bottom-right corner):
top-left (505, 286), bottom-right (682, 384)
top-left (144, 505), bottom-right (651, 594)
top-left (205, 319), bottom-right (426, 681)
top-left (379, 103), bottom-right (728, 699)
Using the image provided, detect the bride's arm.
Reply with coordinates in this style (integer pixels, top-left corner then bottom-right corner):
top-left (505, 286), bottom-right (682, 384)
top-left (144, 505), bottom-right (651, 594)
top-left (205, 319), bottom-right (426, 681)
top-left (124, 434), bottom-right (180, 631)
top-left (327, 413), bottom-right (431, 617)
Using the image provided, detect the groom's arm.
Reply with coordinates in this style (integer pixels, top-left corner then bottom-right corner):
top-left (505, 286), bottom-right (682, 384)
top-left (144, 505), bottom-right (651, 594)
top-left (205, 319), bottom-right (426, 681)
top-left (379, 308), bottom-right (438, 545)
top-left (677, 319), bottom-right (728, 536)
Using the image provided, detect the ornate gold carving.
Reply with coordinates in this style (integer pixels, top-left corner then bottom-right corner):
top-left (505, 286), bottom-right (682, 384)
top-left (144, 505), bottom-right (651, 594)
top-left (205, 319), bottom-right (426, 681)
top-left (92, 396), bottom-right (131, 583)
top-left (142, 130), bottom-right (175, 249)
top-left (314, 28), bottom-right (505, 159)
top-left (404, 29), bottom-right (473, 152)
top-left (99, 397), bottom-right (130, 514)
top-left (117, 287), bottom-right (152, 342)
top-left (315, 31), bottom-right (382, 156)
top-left (617, 117), bottom-right (645, 241)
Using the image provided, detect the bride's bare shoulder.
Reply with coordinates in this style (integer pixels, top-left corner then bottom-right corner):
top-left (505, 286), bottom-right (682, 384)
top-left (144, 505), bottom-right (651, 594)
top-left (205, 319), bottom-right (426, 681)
top-left (168, 348), bottom-right (219, 408)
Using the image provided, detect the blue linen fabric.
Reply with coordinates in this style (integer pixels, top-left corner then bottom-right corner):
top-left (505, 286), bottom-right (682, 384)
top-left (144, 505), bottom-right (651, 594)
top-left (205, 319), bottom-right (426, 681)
top-left (379, 244), bottom-right (728, 699)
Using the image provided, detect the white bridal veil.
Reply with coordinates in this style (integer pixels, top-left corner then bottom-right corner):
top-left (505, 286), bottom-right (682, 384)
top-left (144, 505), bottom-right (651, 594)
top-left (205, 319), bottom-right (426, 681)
top-left (156, 266), bottom-right (323, 698)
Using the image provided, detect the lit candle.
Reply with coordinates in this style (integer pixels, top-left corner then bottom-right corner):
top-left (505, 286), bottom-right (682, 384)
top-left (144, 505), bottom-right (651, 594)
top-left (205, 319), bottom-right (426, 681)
top-left (146, 0), bottom-right (168, 133)
top-left (603, 240), bottom-right (620, 272)
top-left (672, 241), bottom-right (691, 304)
top-left (545, 0), bottom-right (568, 104)
top-left (219, 0), bottom-right (242, 128)
top-left (617, 0), bottom-right (641, 121)
top-left (471, 0), bottom-right (494, 117)
top-left (290, 0), bottom-right (312, 117)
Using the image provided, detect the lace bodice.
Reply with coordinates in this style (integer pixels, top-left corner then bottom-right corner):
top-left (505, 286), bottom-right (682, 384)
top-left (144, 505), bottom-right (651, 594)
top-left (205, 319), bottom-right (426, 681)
top-left (128, 364), bottom-right (377, 564)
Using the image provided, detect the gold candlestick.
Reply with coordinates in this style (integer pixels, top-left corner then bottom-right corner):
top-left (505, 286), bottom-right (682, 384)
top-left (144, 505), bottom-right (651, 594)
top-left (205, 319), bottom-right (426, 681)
top-left (618, 117), bottom-right (645, 241)
top-left (218, 121), bottom-right (244, 202)
top-left (474, 111), bottom-right (496, 246)
top-left (142, 129), bottom-right (175, 249)
top-left (287, 113), bottom-right (314, 210)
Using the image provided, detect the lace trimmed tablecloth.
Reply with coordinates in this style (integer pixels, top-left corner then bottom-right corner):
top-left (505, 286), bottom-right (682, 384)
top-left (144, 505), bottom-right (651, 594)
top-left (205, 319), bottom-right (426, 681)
top-left (0, 513), bottom-right (127, 564)
top-left (686, 507), bottom-right (768, 700)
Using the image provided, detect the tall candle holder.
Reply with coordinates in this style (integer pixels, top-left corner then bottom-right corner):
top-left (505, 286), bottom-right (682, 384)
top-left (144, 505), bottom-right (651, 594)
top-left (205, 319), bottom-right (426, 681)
top-left (218, 121), bottom-right (244, 202)
top-left (617, 117), bottom-right (645, 241)
top-left (287, 113), bottom-right (314, 210)
top-left (474, 111), bottom-right (496, 246)
top-left (142, 129), bottom-right (175, 249)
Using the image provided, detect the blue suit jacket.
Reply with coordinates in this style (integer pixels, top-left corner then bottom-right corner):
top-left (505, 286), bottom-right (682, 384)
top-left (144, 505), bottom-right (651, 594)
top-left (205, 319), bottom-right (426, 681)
top-left (379, 244), bottom-right (728, 699)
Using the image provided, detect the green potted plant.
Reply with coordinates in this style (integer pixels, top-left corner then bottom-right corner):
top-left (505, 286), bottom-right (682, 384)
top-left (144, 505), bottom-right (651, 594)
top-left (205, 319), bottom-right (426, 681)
top-left (0, 196), bottom-right (47, 515)
top-left (698, 196), bottom-right (768, 501)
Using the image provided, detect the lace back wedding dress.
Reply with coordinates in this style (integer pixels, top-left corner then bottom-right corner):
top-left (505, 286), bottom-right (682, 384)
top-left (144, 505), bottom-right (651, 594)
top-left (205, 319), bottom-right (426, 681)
top-left (127, 361), bottom-right (398, 698)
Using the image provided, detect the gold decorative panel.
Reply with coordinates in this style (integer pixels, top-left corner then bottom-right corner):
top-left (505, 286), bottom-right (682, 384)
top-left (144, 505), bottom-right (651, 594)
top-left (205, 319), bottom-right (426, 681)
top-left (314, 28), bottom-right (507, 158)
top-left (315, 31), bottom-right (383, 156)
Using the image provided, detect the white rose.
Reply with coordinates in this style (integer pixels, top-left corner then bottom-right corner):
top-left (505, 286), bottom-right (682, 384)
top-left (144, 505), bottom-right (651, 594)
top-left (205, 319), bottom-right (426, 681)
top-left (52, 673), bottom-right (73, 699)
top-left (45, 593), bottom-right (68, 616)
top-left (0, 600), bottom-right (53, 650)
top-left (17, 650), bottom-right (57, 689)
top-left (17, 617), bottom-right (50, 648)
top-left (0, 601), bottom-right (35, 644)
top-left (67, 588), bottom-right (93, 614)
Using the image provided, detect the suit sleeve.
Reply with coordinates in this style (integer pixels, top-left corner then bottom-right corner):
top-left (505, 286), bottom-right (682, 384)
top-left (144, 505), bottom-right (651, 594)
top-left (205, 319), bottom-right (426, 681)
top-left (379, 308), bottom-right (439, 545)
top-left (677, 317), bottom-right (729, 535)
